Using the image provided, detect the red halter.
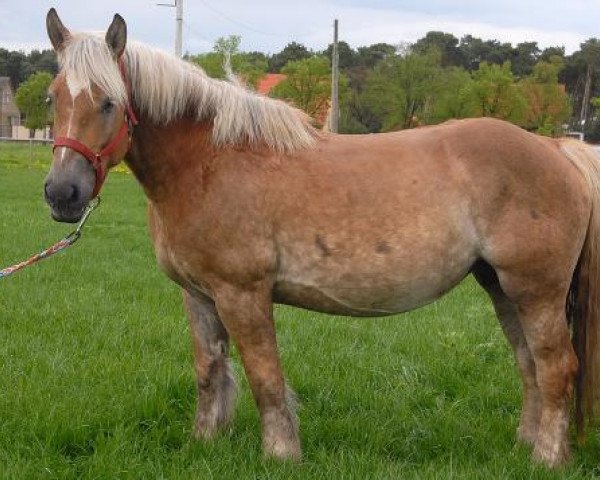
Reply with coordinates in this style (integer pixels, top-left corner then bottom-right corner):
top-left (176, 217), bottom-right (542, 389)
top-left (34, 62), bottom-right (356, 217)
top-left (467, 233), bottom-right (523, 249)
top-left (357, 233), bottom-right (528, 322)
top-left (52, 59), bottom-right (138, 199)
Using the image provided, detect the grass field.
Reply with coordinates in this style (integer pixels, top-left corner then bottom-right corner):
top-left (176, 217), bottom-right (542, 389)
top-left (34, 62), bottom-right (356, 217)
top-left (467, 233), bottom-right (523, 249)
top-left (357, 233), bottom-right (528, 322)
top-left (1, 142), bottom-right (600, 479)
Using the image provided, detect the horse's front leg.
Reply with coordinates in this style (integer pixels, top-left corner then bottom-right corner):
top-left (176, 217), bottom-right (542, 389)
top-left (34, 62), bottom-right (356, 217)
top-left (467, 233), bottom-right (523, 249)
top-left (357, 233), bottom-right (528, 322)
top-left (183, 290), bottom-right (237, 439)
top-left (213, 281), bottom-right (300, 460)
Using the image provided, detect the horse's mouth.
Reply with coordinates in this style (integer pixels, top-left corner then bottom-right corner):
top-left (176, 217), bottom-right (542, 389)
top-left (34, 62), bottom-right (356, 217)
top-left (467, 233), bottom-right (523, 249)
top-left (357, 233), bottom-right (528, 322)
top-left (50, 207), bottom-right (84, 224)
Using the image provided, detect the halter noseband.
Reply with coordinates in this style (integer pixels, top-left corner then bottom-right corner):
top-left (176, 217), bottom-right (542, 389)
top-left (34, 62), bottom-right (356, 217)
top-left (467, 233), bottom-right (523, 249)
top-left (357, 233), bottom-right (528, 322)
top-left (52, 59), bottom-right (138, 199)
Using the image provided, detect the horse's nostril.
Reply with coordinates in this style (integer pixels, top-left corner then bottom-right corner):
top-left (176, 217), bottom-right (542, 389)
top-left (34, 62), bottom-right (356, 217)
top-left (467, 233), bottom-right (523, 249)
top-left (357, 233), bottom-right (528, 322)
top-left (68, 184), bottom-right (80, 203)
top-left (44, 181), bottom-right (80, 205)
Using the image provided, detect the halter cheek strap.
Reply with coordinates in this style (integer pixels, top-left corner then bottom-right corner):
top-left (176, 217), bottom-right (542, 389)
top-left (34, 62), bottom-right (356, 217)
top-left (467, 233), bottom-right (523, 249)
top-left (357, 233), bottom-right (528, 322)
top-left (52, 58), bottom-right (138, 199)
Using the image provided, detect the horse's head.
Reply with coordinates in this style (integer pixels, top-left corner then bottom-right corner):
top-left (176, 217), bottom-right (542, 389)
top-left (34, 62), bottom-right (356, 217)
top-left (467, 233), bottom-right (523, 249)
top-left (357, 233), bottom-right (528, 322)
top-left (44, 9), bottom-right (133, 222)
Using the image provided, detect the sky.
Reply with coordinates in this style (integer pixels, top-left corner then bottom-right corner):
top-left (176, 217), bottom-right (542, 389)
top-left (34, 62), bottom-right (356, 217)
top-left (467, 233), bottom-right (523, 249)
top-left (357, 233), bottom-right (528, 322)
top-left (1, 1), bottom-right (598, 56)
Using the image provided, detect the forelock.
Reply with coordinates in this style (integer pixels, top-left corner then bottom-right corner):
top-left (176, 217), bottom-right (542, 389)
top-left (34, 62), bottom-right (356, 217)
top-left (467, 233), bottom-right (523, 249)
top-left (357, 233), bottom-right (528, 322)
top-left (58, 31), bottom-right (126, 103)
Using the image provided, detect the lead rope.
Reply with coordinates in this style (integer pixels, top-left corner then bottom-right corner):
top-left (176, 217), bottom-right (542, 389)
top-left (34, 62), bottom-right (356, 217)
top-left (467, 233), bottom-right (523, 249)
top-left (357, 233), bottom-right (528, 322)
top-left (0, 197), bottom-right (100, 279)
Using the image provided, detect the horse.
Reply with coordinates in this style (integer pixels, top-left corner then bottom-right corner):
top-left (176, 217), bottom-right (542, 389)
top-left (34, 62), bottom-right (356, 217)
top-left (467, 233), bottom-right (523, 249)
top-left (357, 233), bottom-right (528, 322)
top-left (43, 9), bottom-right (600, 468)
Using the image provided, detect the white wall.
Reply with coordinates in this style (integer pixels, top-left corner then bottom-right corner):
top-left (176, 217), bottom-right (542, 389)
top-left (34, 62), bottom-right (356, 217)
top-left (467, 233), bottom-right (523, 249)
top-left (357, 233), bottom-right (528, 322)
top-left (11, 125), bottom-right (52, 140)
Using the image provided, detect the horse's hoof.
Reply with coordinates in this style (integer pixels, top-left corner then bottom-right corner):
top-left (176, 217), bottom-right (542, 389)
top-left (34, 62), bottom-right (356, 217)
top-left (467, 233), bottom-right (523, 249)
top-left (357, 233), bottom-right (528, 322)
top-left (263, 438), bottom-right (302, 461)
top-left (532, 441), bottom-right (570, 469)
top-left (192, 414), bottom-right (222, 440)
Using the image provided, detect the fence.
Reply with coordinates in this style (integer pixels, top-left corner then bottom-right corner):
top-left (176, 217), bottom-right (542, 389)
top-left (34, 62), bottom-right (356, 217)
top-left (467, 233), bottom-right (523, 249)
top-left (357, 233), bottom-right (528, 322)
top-left (0, 124), bottom-right (53, 142)
top-left (0, 124), bottom-right (11, 138)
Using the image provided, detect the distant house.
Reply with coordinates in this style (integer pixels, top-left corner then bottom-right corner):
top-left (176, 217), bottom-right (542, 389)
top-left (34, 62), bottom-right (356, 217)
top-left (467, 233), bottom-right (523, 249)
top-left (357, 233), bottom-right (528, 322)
top-left (0, 77), bottom-right (52, 141)
top-left (0, 77), bottom-right (20, 138)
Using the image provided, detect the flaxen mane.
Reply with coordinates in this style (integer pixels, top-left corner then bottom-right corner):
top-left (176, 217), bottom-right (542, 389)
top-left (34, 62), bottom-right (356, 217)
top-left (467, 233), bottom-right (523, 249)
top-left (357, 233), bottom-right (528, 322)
top-left (57, 32), bottom-right (318, 154)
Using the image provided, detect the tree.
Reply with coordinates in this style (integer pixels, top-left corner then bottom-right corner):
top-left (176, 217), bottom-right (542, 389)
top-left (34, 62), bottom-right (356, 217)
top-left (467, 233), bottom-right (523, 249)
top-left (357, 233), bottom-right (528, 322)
top-left (519, 57), bottom-right (571, 135)
top-left (323, 41), bottom-right (357, 70)
top-left (268, 42), bottom-right (311, 72)
top-left (4, 51), bottom-right (31, 90)
top-left (458, 35), bottom-right (512, 71)
top-left (191, 35), bottom-right (243, 78)
top-left (481, 40), bottom-right (514, 66)
top-left (466, 61), bottom-right (526, 123)
top-left (0, 48), bottom-right (57, 90)
top-left (189, 36), bottom-right (267, 88)
top-left (540, 46), bottom-right (565, 63)
top-left (338, 89), bottom-right (373, 133)
top-left (15, 71), bottom-right (53, 137)
top-left (425, 67), bottom-right (477, 124)
top-left (236, 51), bottom-right (269, 87)
top-left (459, 35), bottom-right (488, 70)
top-left (27, 49), bottom-right (58, 76)
top-left (336, 43), bottom-right (397, 97)
top-left (577, 39), bottom-right (600, 126)
top-left (362, 50), bottom-right (442, 130)
top-left (339, 88), bottom-right (383, 133)
top-left (355, 43), bottom-right (396, 69)
top-left (413, 31), bottom-right (465, 67)
top-left (190, 51), bottom-right (224, 78)
top-left (270, 56), bottom-right (332, 123)
top-left (510, 42), bottom-right (540, 77)
top-left (213, 35), bottom-right (242, 57)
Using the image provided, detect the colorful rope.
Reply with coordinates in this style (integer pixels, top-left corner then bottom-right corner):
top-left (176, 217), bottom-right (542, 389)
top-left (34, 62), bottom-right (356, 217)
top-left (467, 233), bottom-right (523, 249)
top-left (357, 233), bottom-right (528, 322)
top-left (0, 237), bottom-right (74, 279)
top-left (0, 197), bottom-right (100, 280)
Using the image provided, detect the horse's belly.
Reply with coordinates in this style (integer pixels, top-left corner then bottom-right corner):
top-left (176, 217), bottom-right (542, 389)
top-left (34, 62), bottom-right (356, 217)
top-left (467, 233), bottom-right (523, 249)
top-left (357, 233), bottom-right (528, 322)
top-left (273, 241), bottom-right (477, 317)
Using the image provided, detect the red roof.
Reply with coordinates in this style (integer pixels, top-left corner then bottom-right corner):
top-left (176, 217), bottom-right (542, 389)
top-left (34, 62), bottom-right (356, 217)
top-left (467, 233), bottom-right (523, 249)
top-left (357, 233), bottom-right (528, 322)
top-left (256, 73), bottom-right (286, 95)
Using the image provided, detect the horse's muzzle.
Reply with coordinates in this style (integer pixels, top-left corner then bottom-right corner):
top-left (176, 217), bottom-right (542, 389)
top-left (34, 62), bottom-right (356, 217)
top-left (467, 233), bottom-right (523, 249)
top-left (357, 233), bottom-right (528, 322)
top-left (44, 152), bottom-right (95, 222)
top-left (44, 178), bottom-right (87, 222)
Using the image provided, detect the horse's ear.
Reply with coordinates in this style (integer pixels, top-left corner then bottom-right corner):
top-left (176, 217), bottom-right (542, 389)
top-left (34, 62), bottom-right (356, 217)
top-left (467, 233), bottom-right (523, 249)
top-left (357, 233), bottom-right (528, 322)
top-left (46, 8), bottom-right (70, 52)
top-left (106, 14), bottom-right (127, 59)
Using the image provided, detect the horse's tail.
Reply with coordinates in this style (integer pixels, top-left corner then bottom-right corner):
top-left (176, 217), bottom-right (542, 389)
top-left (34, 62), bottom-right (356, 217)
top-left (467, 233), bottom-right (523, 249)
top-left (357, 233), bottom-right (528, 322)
top-left (560, 139), bottom-right (600, 440)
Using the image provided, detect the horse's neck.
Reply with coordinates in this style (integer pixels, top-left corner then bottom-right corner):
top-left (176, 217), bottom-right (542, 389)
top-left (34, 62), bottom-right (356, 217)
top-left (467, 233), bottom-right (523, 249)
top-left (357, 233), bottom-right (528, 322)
top-left (125, 117), bottom-right (214, 202)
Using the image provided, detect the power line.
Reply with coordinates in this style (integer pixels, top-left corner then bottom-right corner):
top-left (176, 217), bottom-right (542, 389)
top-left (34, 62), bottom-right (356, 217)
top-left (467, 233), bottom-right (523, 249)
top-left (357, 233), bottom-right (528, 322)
top-left (182, 20), bottom-right (217, 48)
top-left (196, 0), bottom-right (285, 38)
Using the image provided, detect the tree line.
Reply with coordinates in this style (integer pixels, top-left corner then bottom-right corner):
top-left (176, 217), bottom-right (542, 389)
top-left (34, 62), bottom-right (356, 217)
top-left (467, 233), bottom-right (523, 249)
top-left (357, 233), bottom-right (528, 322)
top-left (0, 49), bottom-right (57, 89)
top-left (188, 33), bottom-right (595, 138)
top-left (6, 31), bottom-right (600, 139)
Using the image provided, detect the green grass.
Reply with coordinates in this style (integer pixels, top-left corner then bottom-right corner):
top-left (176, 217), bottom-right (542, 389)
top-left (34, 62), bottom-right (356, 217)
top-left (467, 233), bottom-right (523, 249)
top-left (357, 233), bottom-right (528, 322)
top-left (0, 141), bottom-right (53, 170)
top-left (1, 143), bottom-right (600, 478)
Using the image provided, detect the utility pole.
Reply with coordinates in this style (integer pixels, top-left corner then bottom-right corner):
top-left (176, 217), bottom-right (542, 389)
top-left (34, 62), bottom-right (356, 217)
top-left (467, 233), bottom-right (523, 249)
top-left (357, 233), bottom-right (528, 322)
top-left (175, 0), bottom-right (183, 57)
top-left (330, 18), bottom-right (339, 133)
top-left (580, 63), bottom-right (592, 129)
top-left (157, 0), bottom-right (183, 57)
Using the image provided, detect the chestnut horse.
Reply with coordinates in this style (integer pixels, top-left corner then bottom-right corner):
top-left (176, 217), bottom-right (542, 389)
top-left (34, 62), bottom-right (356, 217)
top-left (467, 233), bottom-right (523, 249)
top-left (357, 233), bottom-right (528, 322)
top-left (43, 9), bottom-right (600, 468)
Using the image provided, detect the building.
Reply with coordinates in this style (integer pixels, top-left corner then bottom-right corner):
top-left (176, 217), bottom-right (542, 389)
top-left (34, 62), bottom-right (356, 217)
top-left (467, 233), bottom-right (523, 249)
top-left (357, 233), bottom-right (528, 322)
top-left (0, 76), bottom-right (52, 141)
top-left (0, 77), bottom-right (20, 138)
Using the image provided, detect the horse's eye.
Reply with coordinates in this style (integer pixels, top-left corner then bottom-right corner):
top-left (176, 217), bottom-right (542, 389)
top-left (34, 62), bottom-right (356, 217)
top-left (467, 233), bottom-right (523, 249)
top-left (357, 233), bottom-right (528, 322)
top-left (101, 98), bottom-right (115, 114)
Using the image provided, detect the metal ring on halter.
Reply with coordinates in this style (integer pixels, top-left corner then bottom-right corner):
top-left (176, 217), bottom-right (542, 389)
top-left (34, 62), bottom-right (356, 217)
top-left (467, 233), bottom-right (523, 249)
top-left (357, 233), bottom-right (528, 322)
top-left (64, 197), bottom-right (101, 244)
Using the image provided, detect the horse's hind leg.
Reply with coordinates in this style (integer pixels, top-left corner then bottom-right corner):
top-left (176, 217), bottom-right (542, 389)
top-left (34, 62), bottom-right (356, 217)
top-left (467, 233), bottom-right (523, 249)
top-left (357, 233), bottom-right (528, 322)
top-left (183, 290), bottom-right (237, 439)
top-left (472, 261), bottom-right (540, 445)
top-left (516, 291), bottom-right (578, 467)
top-left (481, 256), bottom-right (578, 467)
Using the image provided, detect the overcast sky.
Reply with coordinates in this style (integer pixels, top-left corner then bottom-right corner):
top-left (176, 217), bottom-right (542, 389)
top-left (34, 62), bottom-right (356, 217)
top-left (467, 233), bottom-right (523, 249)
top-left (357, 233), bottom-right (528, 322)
top-left (1, 1), bottom-right (598, 56)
